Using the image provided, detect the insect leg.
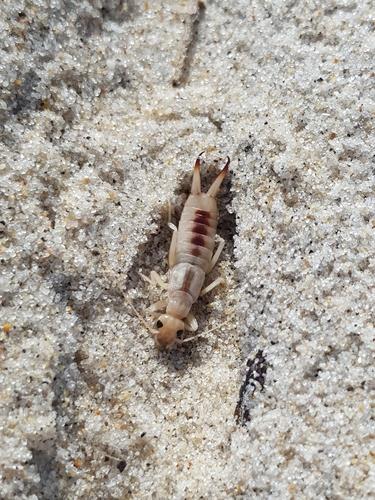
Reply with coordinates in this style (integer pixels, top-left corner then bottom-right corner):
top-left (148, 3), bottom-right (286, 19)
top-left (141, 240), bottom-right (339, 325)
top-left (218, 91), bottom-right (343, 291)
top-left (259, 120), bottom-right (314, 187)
top-left (184, 312), bottom-right (198, 331)
top-left (200, 276), bottom-right (222, 296)
top-left (168, 199), bottom-right (173, 225)
top-left (150, 271), bottom-right (169, 289)
top-left (206, 236), bottom-right (225, 273)
top-left (150, 299), bottom-right (168, 312)
top-left (140, 271), bottom-right (169, 290)
top-left (168, 222), bottom-right (178, 268)
top-left (150, 311), bottom-right (163, 319)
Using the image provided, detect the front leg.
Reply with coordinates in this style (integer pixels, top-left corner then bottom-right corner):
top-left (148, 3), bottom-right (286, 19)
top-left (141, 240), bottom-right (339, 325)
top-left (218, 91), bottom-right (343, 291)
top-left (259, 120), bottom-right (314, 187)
top-left (173, 312), bottom-right (198, 344)
top-left (150, 299), bottom-right (168, 312)
top-left (184, 311), bottom-right (198, 331)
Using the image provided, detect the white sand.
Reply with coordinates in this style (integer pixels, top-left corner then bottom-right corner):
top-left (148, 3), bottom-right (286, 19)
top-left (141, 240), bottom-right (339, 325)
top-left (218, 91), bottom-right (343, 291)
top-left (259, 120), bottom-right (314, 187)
top-left (1, 1), bottom-right (375, 498)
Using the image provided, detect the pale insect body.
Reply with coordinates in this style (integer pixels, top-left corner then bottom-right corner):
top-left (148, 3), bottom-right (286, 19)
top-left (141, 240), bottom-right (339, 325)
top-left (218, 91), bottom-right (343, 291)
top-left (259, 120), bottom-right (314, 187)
top-left (143, 153), bottom-right (230, 349)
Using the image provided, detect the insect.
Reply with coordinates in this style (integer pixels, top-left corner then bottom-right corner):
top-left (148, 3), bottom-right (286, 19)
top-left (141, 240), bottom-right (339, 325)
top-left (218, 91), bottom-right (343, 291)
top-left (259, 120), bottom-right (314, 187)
top-left (141, 153), bottom-right (230, 349)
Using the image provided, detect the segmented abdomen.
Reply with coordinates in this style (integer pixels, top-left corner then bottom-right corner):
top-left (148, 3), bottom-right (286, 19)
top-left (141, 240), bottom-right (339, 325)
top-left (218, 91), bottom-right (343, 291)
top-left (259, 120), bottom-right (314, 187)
top-left (175, 204), bottom-right (218, 272)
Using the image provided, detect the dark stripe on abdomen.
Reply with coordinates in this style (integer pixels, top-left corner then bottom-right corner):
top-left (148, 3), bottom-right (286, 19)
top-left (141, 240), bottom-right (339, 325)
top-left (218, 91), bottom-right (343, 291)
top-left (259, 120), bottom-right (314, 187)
top-left (182, 267), bottom-right (193, 292)
top-left (192, 223), bottom-right (208, 235)
top-left (191, 235), bottom-right (205, 247)
top-left (193, 211), bottom-right (211, 226)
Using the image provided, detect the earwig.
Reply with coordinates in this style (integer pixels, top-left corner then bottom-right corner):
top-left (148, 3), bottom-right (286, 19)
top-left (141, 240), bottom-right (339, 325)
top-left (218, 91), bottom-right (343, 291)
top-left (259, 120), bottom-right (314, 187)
top-left (142, 153), bottom-right (230, 349)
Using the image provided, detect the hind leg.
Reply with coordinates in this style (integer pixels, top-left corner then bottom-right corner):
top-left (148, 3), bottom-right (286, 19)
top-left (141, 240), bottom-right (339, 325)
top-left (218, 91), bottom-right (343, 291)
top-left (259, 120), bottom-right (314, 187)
top-left (206, 236), bottom-right (225, 273)
top-left (168, 223), bottom-right (178, 268)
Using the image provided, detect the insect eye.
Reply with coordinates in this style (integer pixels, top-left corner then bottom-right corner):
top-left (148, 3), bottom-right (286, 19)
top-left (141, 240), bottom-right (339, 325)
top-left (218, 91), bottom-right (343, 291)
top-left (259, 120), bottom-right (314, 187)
top-left (176, 330), bottom-right (183, 336)
top-left (156, 320), bottom-right (163, 328)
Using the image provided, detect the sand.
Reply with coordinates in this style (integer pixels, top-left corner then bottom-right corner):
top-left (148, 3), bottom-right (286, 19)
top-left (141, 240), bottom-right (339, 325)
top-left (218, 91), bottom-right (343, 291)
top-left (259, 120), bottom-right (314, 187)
top-left (1, 1), bottom-right (375, 498)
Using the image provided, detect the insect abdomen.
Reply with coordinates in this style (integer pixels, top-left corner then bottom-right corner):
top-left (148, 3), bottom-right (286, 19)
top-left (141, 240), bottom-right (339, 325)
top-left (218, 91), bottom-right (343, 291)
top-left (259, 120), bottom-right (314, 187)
top-left (175, 201), bottom-right (219, 272)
